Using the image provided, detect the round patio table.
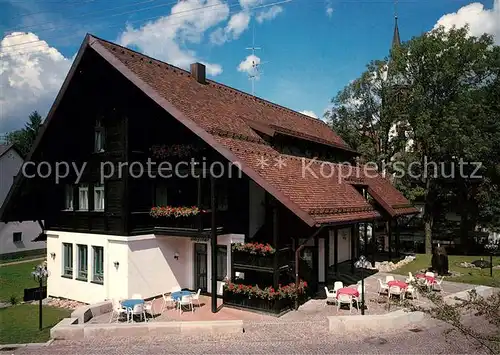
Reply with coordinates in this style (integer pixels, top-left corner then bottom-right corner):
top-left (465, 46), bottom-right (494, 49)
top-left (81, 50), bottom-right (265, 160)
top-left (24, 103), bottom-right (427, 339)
top-left (336, 287), bottom-right (359, 298)
top-left (171, 290), bottom-right (192, 301)
top-left (415, 274), bottom-right (436, 284)
top-left (121, 299), bottom-right (144, 309)
top-left (388, 280), bottom-right (408, 289)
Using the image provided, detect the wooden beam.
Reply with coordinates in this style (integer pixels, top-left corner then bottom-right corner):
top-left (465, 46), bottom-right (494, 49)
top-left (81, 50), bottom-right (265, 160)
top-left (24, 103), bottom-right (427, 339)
top-left (395, 218), bottom-right (400, 258)
top-left (272, 201), bottom-right (279, 289)
top-left (324, 230), bottom-right (330, 285)
top-left (210, 173), bottom-right (217, 313)
top-left (122, 115), bottom-right (130, 235)
top-left (388, 220), bottom-right (392, 261)
top-left (197, 175), bottom-right (202, 232)
top-left (350, 224), bottom-right (356, 274)
top-left (333, 228), bottom-right (338, 274)
top-left (363, 223), bottom-right (368, 255)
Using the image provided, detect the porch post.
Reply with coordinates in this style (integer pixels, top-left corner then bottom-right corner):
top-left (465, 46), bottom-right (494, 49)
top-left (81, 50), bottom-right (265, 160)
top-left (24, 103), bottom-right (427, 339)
top-left (363, 223), bottom-right (368, 255)
top-left (333, 228), bottom-right (338, 274)
top-left (395, 218), bottom-right (400, 257)
top-left (388, 219), bottom-right (392, 261)
top-left (350, 224), bottom-right (355, 274)
top-left (324, 230), bottom-right (330, 285)
top-left (210, 173), bottom-right (217, 313)
top-left (197, 174), bottom-right (202, 232)
top-left (272, 201), bottom-right (279, 289)
top-left (372, 221), bottom-right (376, 265)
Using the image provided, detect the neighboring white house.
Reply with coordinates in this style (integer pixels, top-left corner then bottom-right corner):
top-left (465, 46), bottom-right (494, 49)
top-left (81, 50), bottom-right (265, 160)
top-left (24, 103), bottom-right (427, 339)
top-left (0, 144), bottom-right (43, 256)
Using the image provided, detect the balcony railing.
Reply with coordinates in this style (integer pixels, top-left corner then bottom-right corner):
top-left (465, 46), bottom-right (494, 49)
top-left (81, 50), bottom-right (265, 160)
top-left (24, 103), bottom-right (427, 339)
top-left (232, 247), bottom-right (292, 271)
top-left (130, 210), bottom-right (227, 234)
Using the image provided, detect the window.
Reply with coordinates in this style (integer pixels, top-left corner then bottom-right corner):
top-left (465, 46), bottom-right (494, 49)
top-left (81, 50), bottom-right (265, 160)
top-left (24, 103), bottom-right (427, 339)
top-left (62, 243), bottom-right (73, 277)
top-left (94, 119), bottom-right (105, 152)
top-left (77, 244), bottom-right (88, 280)
top-left (216, 245), bottom-right (227, 281)
top-left (78, 184), bottom-right (89, 210)
top-left (94, 184), bottom-right (105, 211)
top-left (92, 246), bottom-right (104, 283)
top-left (64, 185), bottom-right (73, 210)
top-left (13, 232), bottom-right (22, 243)
top-left (155, 184), bottom-right (168, 206)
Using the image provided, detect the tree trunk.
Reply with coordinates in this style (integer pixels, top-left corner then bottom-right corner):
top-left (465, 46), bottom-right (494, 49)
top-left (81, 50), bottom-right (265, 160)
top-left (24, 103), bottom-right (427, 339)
top-left (425, 216), bottom-right (433, 255)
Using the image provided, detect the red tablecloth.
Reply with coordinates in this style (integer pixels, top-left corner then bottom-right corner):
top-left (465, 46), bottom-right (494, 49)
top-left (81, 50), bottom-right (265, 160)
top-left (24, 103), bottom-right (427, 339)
top-left (388, 280), bottom-right (408, 289)
top-left (415, 274), bottom-right (436, 284)
top-left (336, 287), bottom-right (359, 299)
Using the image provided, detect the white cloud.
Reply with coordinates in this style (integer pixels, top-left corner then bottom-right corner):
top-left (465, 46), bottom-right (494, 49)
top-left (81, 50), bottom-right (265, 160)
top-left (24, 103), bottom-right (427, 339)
top-left (210, 11), bottom-right (251, 45)
top-left (256, 5), bottom-right (283, 23)
top-left (118, 0), bottom-right (229, 76)
top-left (239, 0), bottom-right (262, 8)
top-left (299, 110), bottom-right (318, 119)
top-left (0, 32), bottom-right (72, 133)
top-left (325, 0), bottom-right (333, 18)
top-left (434, 0), bottom-right (500, 43)
top-left (237, 54), bottom-right (261, 75)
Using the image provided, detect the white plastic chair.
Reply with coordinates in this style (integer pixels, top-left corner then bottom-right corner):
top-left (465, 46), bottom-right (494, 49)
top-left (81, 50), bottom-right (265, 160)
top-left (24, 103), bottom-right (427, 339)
top-left (178, 295), bottom-right (193, 314)
top-left (144, 297), bottom-right (156, 321)
top-left (388, 285), bottom-right (404, 303)
top-left (333, 281), bottom-right (343, 292)
top-left (130, 303), bottom-right (147, 322)
top-left (377, 278), bottom-right (389, 294)
top-left (405, 284), bottom-right (418, 299)
top-left (405, 272), bottom-right (415, 283)
top-left (385, 275), bottom-right (395, 284)
top-left (109, 298), bottom-right (128, 323)
top-left (324, 286), bottom-right (336, 306)
top-left (162, 292), bottom-right (174, 312)
top-left (433, 276), bottom-right (444, 291)
top-left (425, 271), bottom-right (435, 278)
top-left (337, 294), bottom-right (353, 313)
top-left (191, 289), bottom-right (201, 307)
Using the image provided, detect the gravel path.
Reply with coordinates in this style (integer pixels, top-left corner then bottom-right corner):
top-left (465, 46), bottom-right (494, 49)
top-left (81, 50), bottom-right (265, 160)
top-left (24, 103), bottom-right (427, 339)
top-left (10, 318), bottom-right (490, 354)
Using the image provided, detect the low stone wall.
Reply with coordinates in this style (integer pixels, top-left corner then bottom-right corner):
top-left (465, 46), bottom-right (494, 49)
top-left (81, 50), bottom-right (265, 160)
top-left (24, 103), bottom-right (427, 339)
top-left (443, 285), bottom-right (496, 305)
top-left (328, 310), bottom-right (426, 333)
top-left (70, 300), bottom-right (112, 323)
top-left (50, 319), bottom-right (244, 340)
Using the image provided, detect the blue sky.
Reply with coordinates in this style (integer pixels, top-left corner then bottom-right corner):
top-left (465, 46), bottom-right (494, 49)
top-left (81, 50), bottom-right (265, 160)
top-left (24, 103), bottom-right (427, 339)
top-left (0, 0), bottom-right (498, 133)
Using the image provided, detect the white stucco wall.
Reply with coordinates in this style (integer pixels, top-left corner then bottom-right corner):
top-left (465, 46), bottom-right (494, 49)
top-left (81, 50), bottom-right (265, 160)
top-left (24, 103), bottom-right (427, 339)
top-left (248, 180), bottom-right (265, 239)
top-left (46, 231), bottom-right (244, 303)
top-left (329, 228), bottom-right (352, 266)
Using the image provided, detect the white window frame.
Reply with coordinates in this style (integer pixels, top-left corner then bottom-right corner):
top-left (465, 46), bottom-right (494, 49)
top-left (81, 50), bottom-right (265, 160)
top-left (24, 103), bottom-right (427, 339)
top-left (62, 243), bottom-right (73, 278)
top-left (92, 246), bottom-right (104, 284)
top-left (93, 183), bottom-right (105, 211)
top-left (78, 184), bottom-right (89, 211)
top-left (77, 244), bottom-right (88, 281)
top-left (64, 184), bottom-right (73, 210)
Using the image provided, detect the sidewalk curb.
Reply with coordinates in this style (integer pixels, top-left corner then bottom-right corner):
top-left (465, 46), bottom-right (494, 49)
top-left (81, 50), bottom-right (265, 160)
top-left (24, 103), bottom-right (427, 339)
top-left (0, 339), bottom-right (53, 351)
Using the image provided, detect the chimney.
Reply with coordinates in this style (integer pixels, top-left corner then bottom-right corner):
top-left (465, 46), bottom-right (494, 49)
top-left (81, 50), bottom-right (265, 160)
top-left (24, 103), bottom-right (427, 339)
top-left (190, 62), bottom-right (206, 84)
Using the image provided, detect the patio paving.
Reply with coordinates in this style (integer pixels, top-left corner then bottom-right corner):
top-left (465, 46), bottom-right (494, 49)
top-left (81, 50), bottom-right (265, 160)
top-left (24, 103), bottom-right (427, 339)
top-left (90, 271), bottom-right (477, 324)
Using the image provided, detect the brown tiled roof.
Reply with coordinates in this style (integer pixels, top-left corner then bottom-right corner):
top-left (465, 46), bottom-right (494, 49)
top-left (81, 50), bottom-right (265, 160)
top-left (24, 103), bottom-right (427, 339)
top-left (86, 35), bottom-right (417, 224)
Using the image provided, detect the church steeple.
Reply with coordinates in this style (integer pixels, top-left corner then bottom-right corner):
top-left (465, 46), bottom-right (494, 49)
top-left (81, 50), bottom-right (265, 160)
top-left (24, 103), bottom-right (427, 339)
top-left (392, 15), bottom-right (401, 49)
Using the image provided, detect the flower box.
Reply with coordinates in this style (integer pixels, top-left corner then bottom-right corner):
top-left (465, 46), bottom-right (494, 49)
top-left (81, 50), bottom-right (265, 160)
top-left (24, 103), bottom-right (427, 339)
top-left (223, 291), bottom-right (292, 314)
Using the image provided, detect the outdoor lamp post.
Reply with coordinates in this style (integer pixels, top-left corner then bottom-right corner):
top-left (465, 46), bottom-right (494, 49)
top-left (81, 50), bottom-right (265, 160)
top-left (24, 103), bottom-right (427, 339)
top-left (354, 255), bottom-right (370, 315)
top-left (485, 241), bottom-right (499, 278)
top-left (32, 261), bottom-right (49, 331)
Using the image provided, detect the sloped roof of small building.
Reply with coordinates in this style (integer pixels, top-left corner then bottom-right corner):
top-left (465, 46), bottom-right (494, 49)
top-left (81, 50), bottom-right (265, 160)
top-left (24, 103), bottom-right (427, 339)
top-left (0, 34), bottom-right (418, 226)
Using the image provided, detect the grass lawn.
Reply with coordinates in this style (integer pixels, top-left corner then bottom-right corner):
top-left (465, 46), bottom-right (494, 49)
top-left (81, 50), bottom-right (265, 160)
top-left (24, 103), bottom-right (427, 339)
top-left (0, 304), bottom-right (71, 344)
top-left (393, 254), bottom-right (500, 287)
top-left (0, 260), bottom-right (40, 302)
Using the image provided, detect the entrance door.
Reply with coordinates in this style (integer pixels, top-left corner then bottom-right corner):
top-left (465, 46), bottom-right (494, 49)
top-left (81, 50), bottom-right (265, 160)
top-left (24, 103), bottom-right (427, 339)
top-left (194, 243), bottom-right (208, 292)
top-left (299, 246), bottom-right (318, 295)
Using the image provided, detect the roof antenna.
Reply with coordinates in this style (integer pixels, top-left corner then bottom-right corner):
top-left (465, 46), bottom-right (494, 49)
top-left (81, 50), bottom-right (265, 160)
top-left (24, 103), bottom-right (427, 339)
top-left (245, 23), bottom-right (263, 96)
